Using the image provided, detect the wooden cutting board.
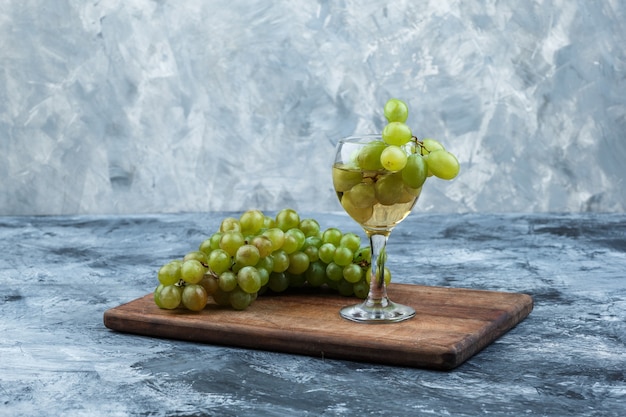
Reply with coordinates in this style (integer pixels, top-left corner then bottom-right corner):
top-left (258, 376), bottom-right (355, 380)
top-left (103, 284), bottom-right (533, 370)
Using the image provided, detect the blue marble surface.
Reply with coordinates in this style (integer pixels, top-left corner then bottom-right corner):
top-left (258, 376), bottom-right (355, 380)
top-left (1, 212), bottom-right (624, 416)
top-left (1, 1), bottom-right (626, 215)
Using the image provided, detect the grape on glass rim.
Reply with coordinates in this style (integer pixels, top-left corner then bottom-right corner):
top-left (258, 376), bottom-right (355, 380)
top-left (380, 145), bottom-right (408, 172)
top-left (383, 98), bottom-right (409, 123)
top-left (379, 98), bottom-right (460, 182)
top-left (382, 122), bottom-right (412, 146)
top-left (425, 149), bottom-right (460, 180)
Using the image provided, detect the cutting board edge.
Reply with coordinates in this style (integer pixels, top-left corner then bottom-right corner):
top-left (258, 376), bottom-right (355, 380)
top-left (103, 285), bottom-right (534, 371)
top-left (446, 292), bottom-right (534, 366)
top-left (103, 305), bottom-right (460, 370)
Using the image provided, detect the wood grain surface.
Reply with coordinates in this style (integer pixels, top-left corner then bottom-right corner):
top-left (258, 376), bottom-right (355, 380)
top-left (104, 283), bottom-right (533, 370)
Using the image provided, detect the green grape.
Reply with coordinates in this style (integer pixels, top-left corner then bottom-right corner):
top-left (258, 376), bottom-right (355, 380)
top-left (250, 235), bottom-right (273, 258)
top-left (275, 208), bottom-right (300, 232)
top-left (303, 244), bottom-right (319, 262)
top-left (421, 138), bottom-right (445, 155)
top-left (422, 153), bottom-right (435, 177)
top-left (182, 284), bottom-right (208, 311)
top-left (425, 150), bottom-right (460, 180)
top-left (342, 263), bottom-right (363, 283)
top-left (207, 248), bottom-right (231, 275)
top-left (305, 261), bottom-right (326, 287)
top-left (239, 209), bottom-right (265, 235)
top-left (183, 250), bottom-right (208, 265)
top-left (219, 230), bottom-right (245, 256)
top-left (255, 256), bottom-right (274, 274)
top-left (356, 141), bottom-right (385, 171)
top-left (374, 172), bottom-right (405, 205)
top-left (199, 274), bottom-right (219, 296)
top-left (262, 228), bottom-right (285, 252)
top-left (401, 153), bottom-right (428, 189)
top-left (322, 228), bottom-right (343, 245)
top-left (302, 237), bottom-right (322, 261)
top-left (287, 251), bottom-right (310, 275)
top-left (257, 267), bottom-right (270, 287)
top-left (282, 233), bottom-right (299, 254)
top-left (382, 122), bottom-right (412, 146)
top-left (339, 232), bottom-right (361, 252)
top-left (333, 246), bottom-right (354, 267)
top-left (230, 260), bottom-right (243, 273)
top-left (237, 266), bottom-right (262, 294)
top-left (337, 279), bottom-right (354, 296)
top-left (398, 184), bottom-right (422, 204)
top-left (380, 145), bottom-right (408, 172)
top-left (332, 165), bottom-right (363, 192)
top-left (262, 215), bottom-right (276, 229)
top-left (181, 259), bottom-right (206, 284)
top-left (365, 266), bottom-right (391, 286)
top-left (212, 288), bottom-right (232, 306)
top-left (198, 238), bottom-right (213, 255)
top-left (219, 217), bottom-right (241, 233)
top-left (271, 250), bottom-right (290, 273)
top-left (287, 272), bottom-right (307, 288)
top-left (353, 246), bottom-right (371, 264)
top-left (159, 285), bottom-right (182, 310)
top-left (209, 233), bottom-right (222, 250)
top-left (285, 228), bottom-right (306, 251)
top-left (158, 261), bottom-right (181, 286)
top-left (304, 236), bottom-right (323, 248)
top-left (353, 279), bottom-right (369, 299)
top-left (325, 262), bottom-right (344, 281)
top-left (218, 271), bottom-right (238, 292)
top-left (345, 183), bottom-right (376, 209)
top-left (268, 272), bottom-right (289, 293)
top-left (169, 259), bottom-right (183, 268)
top-left (340, 193), bottom-right (374, 224)
top-left (229, 287), bottom-right (253, 310)
top-left (318, 242), bottom-right (336, 264)
top-left (153, 284), bottom-right (164, 308)
top-left (383, 98), bottom-right (409, 123)
top-left (406, 185), bottom-right (422, 198)
top-left (234, 244), bottom-right (261, 267)
top-left (299, 218), bottom-right (321, 237)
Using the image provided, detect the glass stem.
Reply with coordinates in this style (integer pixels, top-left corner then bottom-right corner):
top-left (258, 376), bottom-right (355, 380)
top-left (366, 233), bottom-right (390, 307)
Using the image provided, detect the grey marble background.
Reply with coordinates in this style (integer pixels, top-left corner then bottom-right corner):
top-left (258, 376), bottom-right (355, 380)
top-left (1, 0), bottom-right (625, 215)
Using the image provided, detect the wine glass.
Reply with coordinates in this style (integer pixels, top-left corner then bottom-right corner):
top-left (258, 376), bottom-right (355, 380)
top-left (332, 134), bottom-right (420, 323)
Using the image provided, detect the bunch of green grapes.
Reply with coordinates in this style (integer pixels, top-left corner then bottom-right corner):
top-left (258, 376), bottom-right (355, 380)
top-left (381, 98), bottom-right (460, 182)
top-left (153, 209), bottom-right (388, 311)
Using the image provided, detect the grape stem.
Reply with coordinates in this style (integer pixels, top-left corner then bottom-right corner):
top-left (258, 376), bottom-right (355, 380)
top-left (412, 136), bottom-right (438, 156)
top-left (411, 136), bottom-right (426, 153)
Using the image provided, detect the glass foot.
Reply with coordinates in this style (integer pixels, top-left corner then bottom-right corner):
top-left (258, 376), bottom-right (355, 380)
top-left (340, 299), bottom-right (415, 323)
